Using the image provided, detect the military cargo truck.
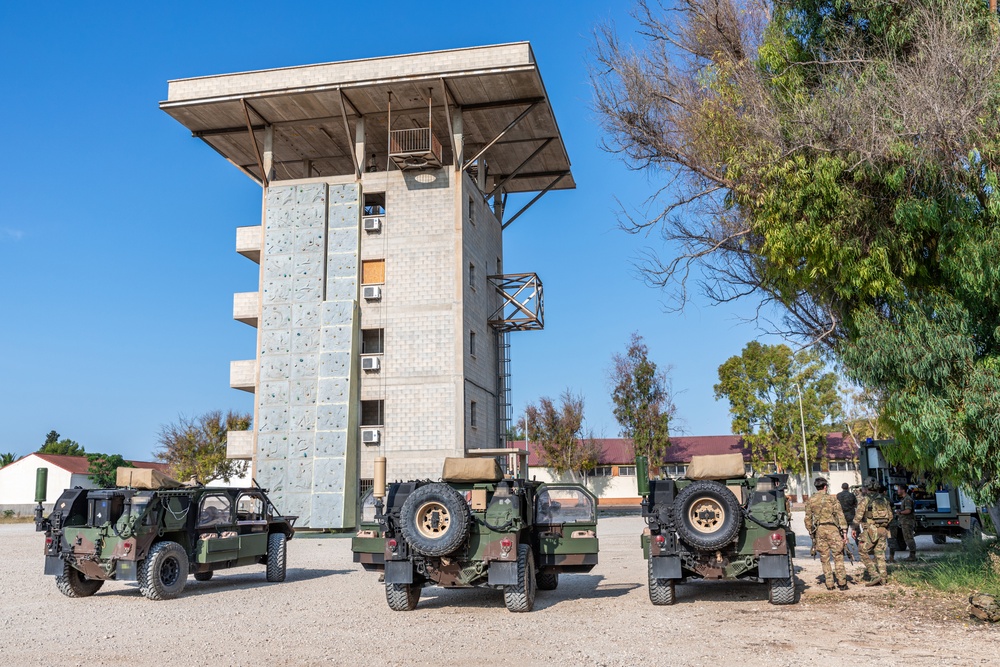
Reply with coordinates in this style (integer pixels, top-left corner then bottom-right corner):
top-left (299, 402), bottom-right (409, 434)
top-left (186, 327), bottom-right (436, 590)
top-left (352, 449), bottom-right (599, 612)
top-left (860, 438), bottom-right (985, 542)
top-left (34, 467), bottom-right (296, 600)
top-left (637, 453), bottom-right (798, 605)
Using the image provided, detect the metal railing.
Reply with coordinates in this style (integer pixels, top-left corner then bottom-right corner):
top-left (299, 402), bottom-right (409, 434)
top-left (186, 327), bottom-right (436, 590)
top-left (389, 127), bottom-right (442, 157)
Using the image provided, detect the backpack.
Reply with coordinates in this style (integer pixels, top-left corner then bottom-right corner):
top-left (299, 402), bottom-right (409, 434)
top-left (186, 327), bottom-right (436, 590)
top-left (868, 495), bottom-right (893, 525)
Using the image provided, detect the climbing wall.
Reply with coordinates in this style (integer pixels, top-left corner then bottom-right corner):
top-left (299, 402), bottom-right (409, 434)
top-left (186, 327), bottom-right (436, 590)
top-left (255, 182), bottom-right (359, 529)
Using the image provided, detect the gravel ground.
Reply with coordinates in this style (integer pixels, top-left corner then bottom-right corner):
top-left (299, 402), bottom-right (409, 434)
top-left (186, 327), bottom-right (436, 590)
top-left (0, 515), bottom-right (994, 667)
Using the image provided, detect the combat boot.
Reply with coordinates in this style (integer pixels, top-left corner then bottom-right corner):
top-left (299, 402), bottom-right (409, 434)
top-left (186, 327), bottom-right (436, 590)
top-left (888, 551), bottom-right (896, 563)
top-left (864, 577), bottom-right (883, 587)
top-left (905, 552), bottom-right (917, 562)
top-left (838, 583), bottom-right (849, 591)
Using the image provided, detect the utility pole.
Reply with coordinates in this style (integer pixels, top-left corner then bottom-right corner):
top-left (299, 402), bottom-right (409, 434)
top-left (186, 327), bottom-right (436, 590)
top-left (794, 382), bottom-right (810, 502)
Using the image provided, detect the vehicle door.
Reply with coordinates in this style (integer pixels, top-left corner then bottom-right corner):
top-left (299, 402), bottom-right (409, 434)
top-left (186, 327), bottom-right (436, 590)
top-left (235, 492), bottom-right (269, 558)
top-left (534, 485), bottom-right (599, 573)
top-left (195, 492), bottom-right (239, 563)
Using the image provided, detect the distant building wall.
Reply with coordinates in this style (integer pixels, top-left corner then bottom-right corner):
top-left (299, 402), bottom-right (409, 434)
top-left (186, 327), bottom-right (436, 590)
top-left (0, 456), bottom-right (78, 506)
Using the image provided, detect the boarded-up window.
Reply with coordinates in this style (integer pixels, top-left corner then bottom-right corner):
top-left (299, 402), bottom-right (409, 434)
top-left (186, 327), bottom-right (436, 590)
top-left (362, 259), bottom-right (385, 285)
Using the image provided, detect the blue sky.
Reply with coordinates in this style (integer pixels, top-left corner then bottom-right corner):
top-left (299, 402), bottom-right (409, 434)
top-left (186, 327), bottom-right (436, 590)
top-left (0, 1), bottom-right (781, 461)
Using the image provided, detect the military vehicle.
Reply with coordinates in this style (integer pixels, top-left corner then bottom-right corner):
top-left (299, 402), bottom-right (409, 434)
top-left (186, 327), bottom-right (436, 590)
top-left (860, 438), bottom-right (985, 543)
top-left (637, 453), bottom-right (797, 605)
top-left (352, 449), bottom-right (599, 612)
top-left (34, 467), bottom-right (296, 600)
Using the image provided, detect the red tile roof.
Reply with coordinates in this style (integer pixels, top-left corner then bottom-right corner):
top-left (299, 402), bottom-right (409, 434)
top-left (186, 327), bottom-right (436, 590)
top-left (515, 432), bottom-right (858, 466)
top-left (32, 453), bottom-right (169, 475)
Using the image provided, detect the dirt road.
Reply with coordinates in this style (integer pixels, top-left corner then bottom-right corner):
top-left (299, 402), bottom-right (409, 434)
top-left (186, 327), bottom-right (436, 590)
top-left (0, 516), bottom-right (993, 667)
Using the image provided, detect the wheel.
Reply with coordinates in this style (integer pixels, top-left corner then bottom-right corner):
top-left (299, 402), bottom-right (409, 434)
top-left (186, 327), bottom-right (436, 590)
top-left (55, 561), bottom-right (104, 598)
top-left (932, 534), bottom-right (947, 545)
top-left (400, 483), bottom-right (470, 557)
top-left (647, 557), bottom-right (676, 606)
top-left (536, 571), bottom-right (559, 591)
top-left (503, 545), bottom-right (536, 612)
top-left (193, 571), bottom-right (214, 582)
top-left (672, 480), bottom-right (742, 550)
top-left (266, 532), bottom-right (287, 582)
top-left (767, 556), bottom-right (797, 605)
top-left (138, 541), bottom-right (188, 601)
top-left (964, 518), bottom-right (983, 542)
top-left (385, 583), bottom-right (421, 611)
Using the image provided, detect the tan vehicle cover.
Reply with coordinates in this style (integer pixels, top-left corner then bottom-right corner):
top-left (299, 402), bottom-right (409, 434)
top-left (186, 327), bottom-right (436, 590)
top-left (441, 457), bottom-right (502, 482)
top-left (686, 453), bottom-right (746, 480)
top-left (116, 467), bottom-right (183, 490)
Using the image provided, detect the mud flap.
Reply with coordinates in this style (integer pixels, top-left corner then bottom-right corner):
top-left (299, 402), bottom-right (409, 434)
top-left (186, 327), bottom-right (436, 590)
top-left (44, 556), bottom-right (63, 576)
top-left (384, 560), bottom-right (413, 584)
top-left (488, 561), bottom-right (518, 586)
top-left (758, 554), bottom-right (789, 579)
top-left (115, 560), bottom-right (138, 581)
top-left (651, 555), bottom-right (682, 579)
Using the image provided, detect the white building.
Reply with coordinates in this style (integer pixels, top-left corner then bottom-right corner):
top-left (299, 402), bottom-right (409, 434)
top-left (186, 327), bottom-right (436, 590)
top-left (0, 454), bottom-right (168, 515)
top-left (161, 44), bottom-right (574, 528)
top-left (523, 434), bottom-right (862, 505)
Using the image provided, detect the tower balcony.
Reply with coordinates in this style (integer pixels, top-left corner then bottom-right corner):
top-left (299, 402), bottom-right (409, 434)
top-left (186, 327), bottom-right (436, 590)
top-left (230, 360), bottom-right (257, 393)
top-left (233, 292), bottom-right (259, 327)
top-left (226, 430), bottom-right (254, 460)
top-left (236, 225), bottom-right (262, 263)
top-left (388, 127), bottom-right (443, 170)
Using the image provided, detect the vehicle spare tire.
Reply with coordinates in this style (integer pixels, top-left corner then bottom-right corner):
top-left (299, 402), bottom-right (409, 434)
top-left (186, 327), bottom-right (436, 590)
top-left (400, 482), bottom-right (471, 556)
top-left (672, 480), bottom-right (742, 550)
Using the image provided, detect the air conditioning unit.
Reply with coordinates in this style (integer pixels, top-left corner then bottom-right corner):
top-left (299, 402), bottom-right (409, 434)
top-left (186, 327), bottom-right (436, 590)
top-left (361, 355), bottom-right (381, 371)
top-left (363, 216), bottom-right (382, 232)
top-left (361, 429), bottom-right (381, 445)
top-left (362, 285), bottom-right (382, 300)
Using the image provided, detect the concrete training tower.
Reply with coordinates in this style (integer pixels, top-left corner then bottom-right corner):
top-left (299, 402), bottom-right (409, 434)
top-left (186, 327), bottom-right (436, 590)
top-left (161, 43), bottom-right (575, 528)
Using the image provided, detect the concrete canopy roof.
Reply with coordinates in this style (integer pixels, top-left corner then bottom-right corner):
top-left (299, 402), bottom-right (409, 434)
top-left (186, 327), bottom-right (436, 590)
top-left (160, 42), bottom-right (575, 194)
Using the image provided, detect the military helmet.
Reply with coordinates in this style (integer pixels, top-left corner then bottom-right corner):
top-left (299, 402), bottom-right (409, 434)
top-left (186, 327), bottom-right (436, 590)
top-left (814, 476), bottom-right (828, 489)
top-left (863, 476), bottom-right (879, 490)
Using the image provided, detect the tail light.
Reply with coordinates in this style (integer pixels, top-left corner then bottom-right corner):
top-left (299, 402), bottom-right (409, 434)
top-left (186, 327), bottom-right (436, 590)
top-left (654, 534), bottom-right (666, 546)
top-left (500, 537), bottom-right (513, 555)
top-left (387, 538), bottom-right (398, 552)
top-left (770, 532), bottom-right (783, 547)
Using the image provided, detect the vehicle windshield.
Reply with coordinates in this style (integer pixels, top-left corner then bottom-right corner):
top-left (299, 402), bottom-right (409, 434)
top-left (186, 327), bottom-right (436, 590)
top-left (536, 487), bottom-right (596, 524)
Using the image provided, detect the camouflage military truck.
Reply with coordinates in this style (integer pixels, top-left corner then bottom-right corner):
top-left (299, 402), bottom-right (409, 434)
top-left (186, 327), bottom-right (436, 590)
top-left (352, 449), bottom-right (599, 612)
top-left (34, 467), bottom-right (296, 600)
top-left (637, 453), bottom-right (797, 605)
top-left (861, 438), bottom-right (986, 543)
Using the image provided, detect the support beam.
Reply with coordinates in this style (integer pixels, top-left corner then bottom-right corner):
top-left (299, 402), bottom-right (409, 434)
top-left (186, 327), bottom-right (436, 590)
top-left (461, 97), bottom-right (544, 112)
top-left (451, 107), bottom-right (464, 169)
top-left (462, 100), bottom-right (540, 171)
top-left (263, 126), bottom-right (274, 183)
top-left (241, 98), bottom-right (269, 189)
top-left (339, 89), bottom-right (362, 179)
top-left (355, 116), bottom-right (366, 175)
top-left (501, 173), bottom-right (568, 230)
top-left (441, 77), bottom-right (458, 168)
top-left (487, 138), bottom-right (553, 199)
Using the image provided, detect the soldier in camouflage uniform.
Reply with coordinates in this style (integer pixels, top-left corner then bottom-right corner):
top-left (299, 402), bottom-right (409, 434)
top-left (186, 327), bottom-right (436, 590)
top-left (804, 477), bottom-right (849, 590)
top-left (895, 484), bottom-right (918, 561)
top-left (853, 478), bottom-right (894, 586)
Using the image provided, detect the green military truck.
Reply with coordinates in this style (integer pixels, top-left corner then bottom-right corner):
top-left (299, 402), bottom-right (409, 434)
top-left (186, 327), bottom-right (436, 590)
top-left (352, 449), bottom-right (599, 612)
top-left (860, 438), bottom-right (985, 542)
top-left (637, 453), bottom-right (798, 605)
top-left (34, 467), bottom-right (296, 600)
